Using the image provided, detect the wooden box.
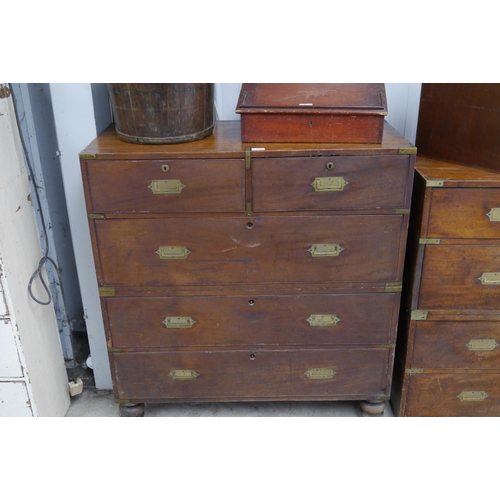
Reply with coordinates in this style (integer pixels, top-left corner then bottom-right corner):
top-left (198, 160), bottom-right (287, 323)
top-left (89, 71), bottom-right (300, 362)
top-left (235, 83), bottom-right (387, 143)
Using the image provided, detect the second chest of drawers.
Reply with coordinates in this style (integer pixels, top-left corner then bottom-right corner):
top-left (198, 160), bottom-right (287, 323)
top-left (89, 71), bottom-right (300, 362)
top-left (80, 120), bottom-right (415, 416)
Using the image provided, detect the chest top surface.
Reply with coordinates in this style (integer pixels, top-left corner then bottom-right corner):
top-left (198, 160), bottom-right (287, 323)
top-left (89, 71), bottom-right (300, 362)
top-left (80, 120), bottom-right (414, 161)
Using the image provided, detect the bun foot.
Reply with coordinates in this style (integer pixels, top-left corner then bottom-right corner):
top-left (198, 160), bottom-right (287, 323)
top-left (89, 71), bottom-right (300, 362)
top-left (359, 399), bottom-right (386, 417)
top-left (119, 403), bottom-right (145, 417)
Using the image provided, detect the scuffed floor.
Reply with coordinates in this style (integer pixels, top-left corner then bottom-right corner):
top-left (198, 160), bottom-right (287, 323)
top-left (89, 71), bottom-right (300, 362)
top-left (65, 388), bottom-right (395, 417)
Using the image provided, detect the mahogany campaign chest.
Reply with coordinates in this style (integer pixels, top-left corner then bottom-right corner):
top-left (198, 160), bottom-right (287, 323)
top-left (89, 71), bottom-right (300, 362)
top-left (79, 120), bottom-right (415, 416)
top-left (392, 157), bottom-right (500, 416)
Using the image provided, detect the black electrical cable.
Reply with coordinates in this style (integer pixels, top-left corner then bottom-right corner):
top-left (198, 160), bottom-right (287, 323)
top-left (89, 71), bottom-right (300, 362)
top-left (8, 83), bottom-right (62, 306)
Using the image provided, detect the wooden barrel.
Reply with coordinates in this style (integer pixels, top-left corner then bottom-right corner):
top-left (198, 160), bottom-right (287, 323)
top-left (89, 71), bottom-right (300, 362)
top-left (107, 83), bottom-right (214, 144)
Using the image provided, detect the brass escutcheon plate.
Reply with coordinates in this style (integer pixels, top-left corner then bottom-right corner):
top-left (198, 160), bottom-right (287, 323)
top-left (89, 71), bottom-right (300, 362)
top-left (486, 208), bottom-right (500, 221)
top-left (304, 368), bottom-right (336, 379)
top-left (308, 243), bottom-right (344, 257)
top-left (156, 246), bottom-right (191, 259)
top-left (168, 369), bottom-right (200, 381)
top-left (479, 272), bottom-right (500, 285)
top-left (457, 391), bottom-right (489, 402)
top-left (306, 314), bottom-right (340, 327)
top-left (163, 316), bottom-right (196, 329)
top-left (148, 179), bottom-right (186, 194)
top-left (311, 176), bottom-right (348, 192)
top-left (466, 339), bottom-right (499, 351)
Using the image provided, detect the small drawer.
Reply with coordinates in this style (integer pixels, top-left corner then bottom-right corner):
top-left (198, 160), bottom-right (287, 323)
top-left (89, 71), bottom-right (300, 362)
top-left (412, 321), bottom-right (500, 370)
top-left (95, 215), bottom-right (403, 286)
top-left (252, 155), bottom-right (410, 212)
top-left (85, 159), bottom-right (245, 213)
top-left (419, 244), bottom-right (500, 310)
top-left (404, 372), bottom-right (500, 417)
top-left (105, 292), bottom-right (397, 348)
top-left (111, 348), bottom-right (391, 401)
top-left (426, 188), bottom-right (500, 239)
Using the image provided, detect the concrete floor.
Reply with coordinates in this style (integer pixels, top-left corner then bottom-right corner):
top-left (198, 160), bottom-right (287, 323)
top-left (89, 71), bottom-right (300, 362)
top-left (65, 388), bottom-right (395, 417)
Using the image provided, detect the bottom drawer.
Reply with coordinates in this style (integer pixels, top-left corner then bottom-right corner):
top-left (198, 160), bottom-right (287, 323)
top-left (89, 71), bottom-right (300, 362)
top-left (112, 348), bottom-right (391, 402)
top-left (404, 372), bottom-right (500, 416)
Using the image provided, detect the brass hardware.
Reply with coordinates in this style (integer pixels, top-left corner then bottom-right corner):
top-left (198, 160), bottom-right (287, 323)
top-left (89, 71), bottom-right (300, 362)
top-left (161, 164), bottom-right (170, 172)
top-left (486, 208), bottom-right (500, 221)
top-left (398, 147), bottom-right (417, 155)
top-left (393, 209), bottom-right (410, 214)
top-left (246, 202), bottom-right (253, 216)
top-left (108, 347), bottom-right (123, 353)
top-left (411, 310), bottom-right (428, 321)
top-left (306, 314), bottom-right (340, 327)
top-left (479, 272), bottom-right (500, 285)
top-left (79, 152), bottom-right (97, 159)
top-left (311, 176), bottom-right (348, 192)
top-left (308, 243), bottom-right (344, 257)
top-left (156, 246), bottom-right (191, 259)
top-left (148, 179), bottom-right (186, 194)
top-left (425, 179), bottom-right (444, 187)
top-left (168, 369), bottom-right (200, 381)
top-left (326, 162), bottom-right (335, 170)
top-left (466, 339), bottom-right (499, 351)
top-left (115, 399), bottom-right (131, 404)
top-left (304, 368), bottom-right (336, 379)
top-left (457, 391), bottom-right (489, 402)
top-left (419, 238), bottom-right (441, 245)
top-left (405, 368), bottom-right (424, 374)
top-left (88, 213), bottom-right (106, 220)
top-left (0, 85), bottom-right (11, 99)
top-left (380, 344), bottom-right (396, 349)
top-left (385, 282), bottom-right (402, 292)
top-left (245, 148), bottom-right (251, 169)
top-left (99, 287), bottom-right (115, 297)
top-left (163, 316), bottom-right (196, 329)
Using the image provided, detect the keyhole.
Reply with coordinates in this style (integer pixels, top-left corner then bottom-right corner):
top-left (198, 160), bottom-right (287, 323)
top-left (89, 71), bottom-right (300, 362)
top-left (161, 164), bottom-right (170, 172)
top-left (248, 299), bottom-right (255, 306)
top-left (326, 162), bottom-right (334, 171)
top-left (249, 354), bottom-right (256, 360)
top-left (246, 222), bottom-right (254, 229)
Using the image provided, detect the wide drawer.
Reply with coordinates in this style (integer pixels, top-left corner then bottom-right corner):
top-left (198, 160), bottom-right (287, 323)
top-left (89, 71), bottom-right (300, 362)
top-left (111, 348), bottom-right (391, 401)
top-left (85, 159), bottom-right (245, 213)
top-left (404, 373), bottom-right (500, 416)
top-left (105, 292), bottom-right (397, 348)
top-left (252, 155), bottom-right (409, 212)
top-left (419, 244), bottom-right (500, 309)
top-left (426, 188), bottom-right (500, 239)
top-left (412, 321), bottom-right (500, 370)
top-left (95, 215), bottom-right (403, 286)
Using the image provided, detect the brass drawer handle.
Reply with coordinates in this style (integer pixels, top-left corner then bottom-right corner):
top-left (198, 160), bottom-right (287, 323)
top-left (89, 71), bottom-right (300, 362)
top-left (311, 176), bottom-right (348, 192)
top-left (306, 314), bottom-right (340, 327)
top-left (308, 243), bottom-right (344, 257)
top-left (466, 339), bottom-right (499, 351)
top-left (148, 179), bottom-right (186, 194)
top-left (486, 208), bottom-right (500, 221)
top-left (304, 368), bottom-right (336, 379)
top-left (156, 246), bottom-right (191, 259)
top-left (168, 369), bottom-right (200, 381)
top-left (163, 316), bottom-right (196, 329)
top-left (479, 272), bottom-right (500, 285)
top-left (457, 391), bottom-right (489, 402)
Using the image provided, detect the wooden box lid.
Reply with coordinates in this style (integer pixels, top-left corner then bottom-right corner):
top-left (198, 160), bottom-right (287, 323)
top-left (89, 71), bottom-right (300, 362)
top-left (236, 83), bottom-right (387, 115)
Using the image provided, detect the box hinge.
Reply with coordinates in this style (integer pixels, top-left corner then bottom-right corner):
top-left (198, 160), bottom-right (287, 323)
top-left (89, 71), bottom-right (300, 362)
top-left (88, 213), bottom-right (106, 220)
top-left (245, 148), bottom-right (251, 169)
top-left (405, 368), bottom-right (424, 374)
top-left (385, 282), bottom-right (402, 292)
top-left (79, 152), bottom-right (97, 159)
top-left (99, 286), bottom-right (115, 297)
top-left (399, 147), bottom-right (417, 155)
top-left (393, 208), bottom-right (410, 214)
top-left (419, 238), bottom-right (441, 245)
top-left (411, 310), bottom-right (429, 321)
